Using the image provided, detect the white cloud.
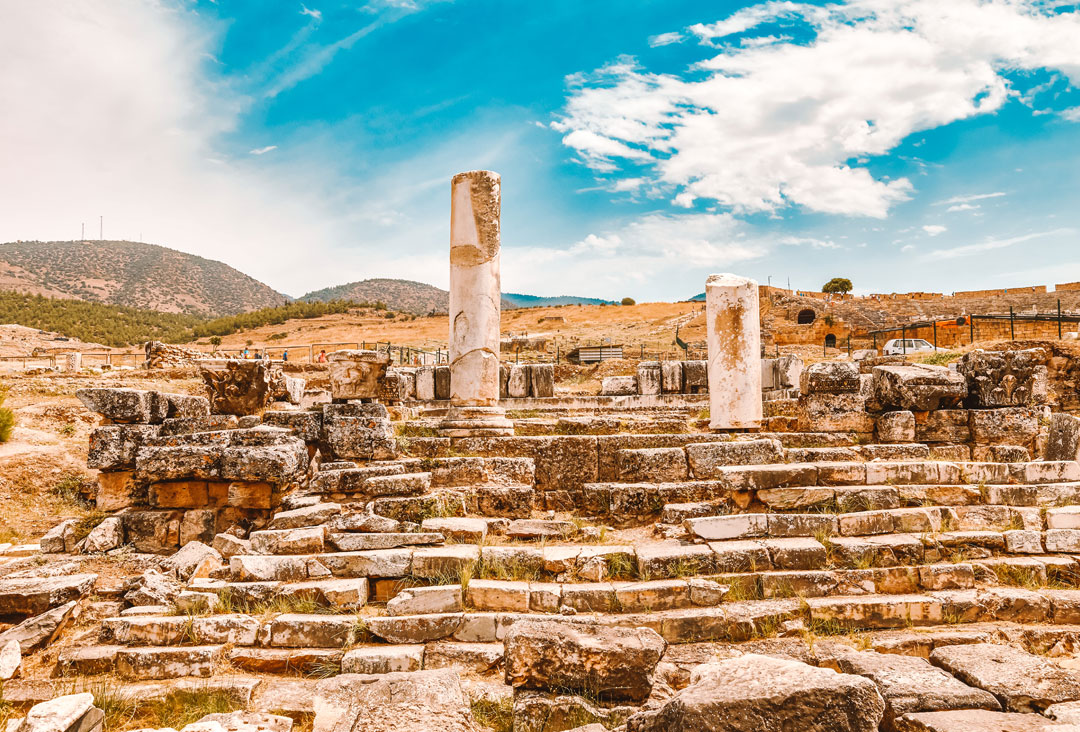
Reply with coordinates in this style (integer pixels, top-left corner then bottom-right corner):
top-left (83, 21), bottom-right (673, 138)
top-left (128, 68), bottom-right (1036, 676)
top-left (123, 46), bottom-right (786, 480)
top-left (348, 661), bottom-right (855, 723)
top-left (688, 2), bottom-right (819, 46)
top-left (935, 191), bottom-right (1006, 206)
top-left (555, 1), bottom-right (1080, 219)
top-left (502, 213), bottom-right (767, 298)
top-left (779, 236), bottom-right (842, 249)
top-left (946, 203), bottom-right (979, 212)
top-left (299, 5), bottom-right (322, 21)
top-left (901, 244), bottom-right (916, 252)
top-left (648, 32), bottom-right (683, 48)
top-left (0, 0), bottom-right (424, 296)
top-left (249, 145), bottom-right (278, 155)
top-left (922, 224), bottom-right (947, 236)
top-left (922, 228), bottom-right (1074, 260)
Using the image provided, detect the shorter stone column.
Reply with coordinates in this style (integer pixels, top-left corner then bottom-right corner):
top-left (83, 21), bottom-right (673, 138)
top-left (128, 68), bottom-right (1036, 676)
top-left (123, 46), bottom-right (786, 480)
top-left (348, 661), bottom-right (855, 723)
top-left (706, 273), bottom-right (762, 430)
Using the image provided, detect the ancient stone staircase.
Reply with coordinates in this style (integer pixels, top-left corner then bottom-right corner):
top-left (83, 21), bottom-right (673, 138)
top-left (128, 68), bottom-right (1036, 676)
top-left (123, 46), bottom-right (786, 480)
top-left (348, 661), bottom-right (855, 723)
top-left (46, 436), bottom-right (1080, 697)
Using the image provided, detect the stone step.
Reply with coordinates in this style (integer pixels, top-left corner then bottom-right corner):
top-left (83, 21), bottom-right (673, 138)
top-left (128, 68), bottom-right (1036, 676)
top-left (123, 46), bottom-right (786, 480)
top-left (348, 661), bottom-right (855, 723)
top-left (596, 479), bottom-right (1080, 522)
top-left (57, 639), bottom-right (505, 680)
top-left (609, 459), bottom-right (1080, 489)
top-left (684, 504), bottom-right (1052, 541)
top-left (226, 534), bottom-right (1080, 585)
top-left (95, 586), bottom-right (1080, 659)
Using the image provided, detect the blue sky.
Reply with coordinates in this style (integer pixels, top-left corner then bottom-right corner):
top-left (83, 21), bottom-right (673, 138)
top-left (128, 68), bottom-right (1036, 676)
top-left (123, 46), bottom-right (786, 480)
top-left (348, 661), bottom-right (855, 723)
top-left (3, 0), bottom-right (1080, 301)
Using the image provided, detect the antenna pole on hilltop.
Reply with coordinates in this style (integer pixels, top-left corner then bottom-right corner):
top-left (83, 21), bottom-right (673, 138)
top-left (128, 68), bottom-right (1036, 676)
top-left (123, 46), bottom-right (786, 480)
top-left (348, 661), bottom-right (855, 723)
top-left (81, 223), bottom-right (84, 241)
top-left (99, 216), bottom-right (103, 240)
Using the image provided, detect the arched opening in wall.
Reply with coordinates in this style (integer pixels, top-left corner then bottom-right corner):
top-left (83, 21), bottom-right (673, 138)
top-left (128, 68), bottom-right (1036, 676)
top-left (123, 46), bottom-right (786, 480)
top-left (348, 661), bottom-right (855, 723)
top-left (824, 334), bottom-right (837, 349)
top-left (797, 309), bottom-right (816, 325)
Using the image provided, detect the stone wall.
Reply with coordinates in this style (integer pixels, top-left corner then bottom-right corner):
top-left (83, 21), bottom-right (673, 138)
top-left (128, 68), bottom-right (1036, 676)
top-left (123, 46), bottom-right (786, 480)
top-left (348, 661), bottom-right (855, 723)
top-left (764, 350), bottom-right (1053, 455)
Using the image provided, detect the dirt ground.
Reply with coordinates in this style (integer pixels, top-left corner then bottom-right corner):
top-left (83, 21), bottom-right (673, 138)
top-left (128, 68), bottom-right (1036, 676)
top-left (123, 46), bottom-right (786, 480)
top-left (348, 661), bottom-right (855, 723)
top-left (0, 371), bottom-right (205, 544)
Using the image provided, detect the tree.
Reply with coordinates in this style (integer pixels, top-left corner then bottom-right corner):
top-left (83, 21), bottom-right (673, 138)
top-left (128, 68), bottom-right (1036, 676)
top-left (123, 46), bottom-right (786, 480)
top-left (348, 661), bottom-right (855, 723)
top-left (209, 336), bottom-right (222, 346)
top-left (621, 297), bottom-right (636, 306)
top-left (822, 277), bottom-right (853, 295)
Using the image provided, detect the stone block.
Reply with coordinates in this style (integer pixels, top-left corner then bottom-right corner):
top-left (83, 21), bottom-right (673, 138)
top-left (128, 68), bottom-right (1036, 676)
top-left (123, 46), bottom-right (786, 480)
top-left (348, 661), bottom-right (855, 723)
top-left (96, 471), bottom-right (141, 511)
top-left (77, 388), bottom-right (169, 424)
top-left (504, 620), bottom-right (665, 702)
top-left (435, 365), bottom-right (451, 400)
top-left (325, 350), bottom-right (391, 401)
top-left (683, 360), bottom-right (708, 393)
top-left (661, 361), bottom-right (683, 393)
top-left (800, 361), bottom-right (860, 394)
top-left (970, 407), bottom-right (1039, 446)
top-left (872, 365), bottom-right (967, 411)
top-left (637, 362), bottom-right (662, 396)
top-left (627, 654), bottom-right (883, 732)
top-left (930, 643), bottom-right (1080, 713)
top-left (685, 439), bottom-right (783, 477)
top-left (200, 362), bottom-right (272, 416)
top-left (958, 348), bottom-right (1048, 408)
top-left (1048, 413), bottom-right (1080, 462)
top-left (341, 645), bottom-right (423, 674)
top-left (415, 366), bottom-right (436, 401)
top-left (878, 411), bottom-right (916, 443)
top-left (616, 447), bottom-right (688, 482)
top-left (600, 376), bottom-right (637, 396)
top-left (529, 364), bottom-right (555, 398)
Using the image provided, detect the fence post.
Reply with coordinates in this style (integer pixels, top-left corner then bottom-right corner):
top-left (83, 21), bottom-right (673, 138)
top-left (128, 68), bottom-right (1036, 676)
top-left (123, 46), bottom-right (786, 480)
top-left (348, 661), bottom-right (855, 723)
top-left (902, 325), bottom-right (906, 355)
top-left (847, 334), bottom-right (851, 356)
top-left (969, 317), bottom-right (974, 345)
top-left (1059, 299), bottom-right (1063, 339)
top-left (1010, 307), bottom-right (1015, 341)
top-left (640, 344), bottom-right (644, 358)
top-left (933, 321), bottom-right (937, 351)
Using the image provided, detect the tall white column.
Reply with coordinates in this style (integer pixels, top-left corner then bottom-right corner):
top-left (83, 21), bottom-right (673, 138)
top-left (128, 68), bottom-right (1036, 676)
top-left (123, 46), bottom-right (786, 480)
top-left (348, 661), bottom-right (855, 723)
top-left (438, 170), bottom-right (513, 436)
top-left (706, 273), bottom-right (762, 430)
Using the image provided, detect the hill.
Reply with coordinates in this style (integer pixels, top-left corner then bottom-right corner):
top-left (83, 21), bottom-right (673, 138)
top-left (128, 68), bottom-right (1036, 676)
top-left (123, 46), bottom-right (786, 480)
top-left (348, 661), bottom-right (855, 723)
top-left (0, 240), bottom-right (288, 316)
top-left (302, 278), bottom-right (613, 314)
top-left (302, 279), bottom-right (450, 315)
top-left (502, 292), bottom-right (615, 308)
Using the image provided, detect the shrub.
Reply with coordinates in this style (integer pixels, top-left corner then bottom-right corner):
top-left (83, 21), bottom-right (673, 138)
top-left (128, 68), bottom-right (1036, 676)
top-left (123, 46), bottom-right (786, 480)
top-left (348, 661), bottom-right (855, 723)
top-left (0, 387), bottom-right (13, 443)
top-left (621, 297), bottom-right (636, 306)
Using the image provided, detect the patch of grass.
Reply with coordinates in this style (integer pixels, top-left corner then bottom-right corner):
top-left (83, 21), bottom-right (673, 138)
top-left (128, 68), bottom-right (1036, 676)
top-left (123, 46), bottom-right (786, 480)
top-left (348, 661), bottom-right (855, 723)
top-left (471, 697), bottom-right (514, 732)
top-left (478, 556), bottom-right (540, 583)
top-left (604, 553), bottom-right (636, 581)
top-left (991, 563), bottom-right (1045, 590)
top-left (88, 679), bottom-right (140, 730)
top-left (722, 576), bottom-right (763, 602)
top-left (345, 618), bottom-right (369, 648)
top-left (72, 510), bottom-right (107, 542)
top-left (305, 657), bottom-right (342, 679)
top-left (141, 689), bottom-right (244, 729)
top-left (0, 528), bottom-right (19, 544)
top-left (51, 473), bottom-right (94, 508)
top-left (917, 350), bottom-right (961, 366)
top-left (416, 495), bottom-right (466, 522)
top-left (59, 423), bottom-right (76, 437)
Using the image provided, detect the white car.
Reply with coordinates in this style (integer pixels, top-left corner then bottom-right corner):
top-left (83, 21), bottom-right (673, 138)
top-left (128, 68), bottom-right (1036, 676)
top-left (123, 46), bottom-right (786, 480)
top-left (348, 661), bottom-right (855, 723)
top-left (881, 338), bottom-right (936, 356)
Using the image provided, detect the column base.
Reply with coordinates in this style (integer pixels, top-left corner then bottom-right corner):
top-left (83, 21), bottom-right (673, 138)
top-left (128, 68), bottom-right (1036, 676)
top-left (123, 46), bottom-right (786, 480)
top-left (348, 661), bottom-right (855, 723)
top-left (438, 405), bottom-right (515, 437)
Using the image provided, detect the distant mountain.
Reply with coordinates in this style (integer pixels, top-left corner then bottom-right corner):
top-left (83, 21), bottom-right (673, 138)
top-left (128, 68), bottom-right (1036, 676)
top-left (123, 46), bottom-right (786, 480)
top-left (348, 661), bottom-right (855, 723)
top-left (302, 278), bottom-right (611, 314)
top-left (0, 240), bottom-right (289, 316)
top-left (688, 293), bottom-right (706, 301)
top-left (502, 292), bottom-right (615, 308)
top-left (301, 278), bottom-right (451, 314)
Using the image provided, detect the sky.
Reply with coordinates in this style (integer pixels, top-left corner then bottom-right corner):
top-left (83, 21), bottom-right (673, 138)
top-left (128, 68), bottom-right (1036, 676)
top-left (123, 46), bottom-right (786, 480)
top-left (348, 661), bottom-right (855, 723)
top-left (3, 0), bottom-right (1080, 302)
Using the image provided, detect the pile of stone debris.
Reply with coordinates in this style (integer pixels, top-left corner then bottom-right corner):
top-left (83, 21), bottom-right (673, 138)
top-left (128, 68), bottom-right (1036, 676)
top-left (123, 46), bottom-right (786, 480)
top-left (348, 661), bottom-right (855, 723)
top-left (144, 340), bottom-right (207, 369)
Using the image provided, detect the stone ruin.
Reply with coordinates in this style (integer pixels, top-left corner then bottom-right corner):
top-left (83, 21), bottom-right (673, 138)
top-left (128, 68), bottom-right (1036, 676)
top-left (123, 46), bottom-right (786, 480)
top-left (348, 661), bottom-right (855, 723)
top-left (8, 175), bottom-right (1080, 732)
